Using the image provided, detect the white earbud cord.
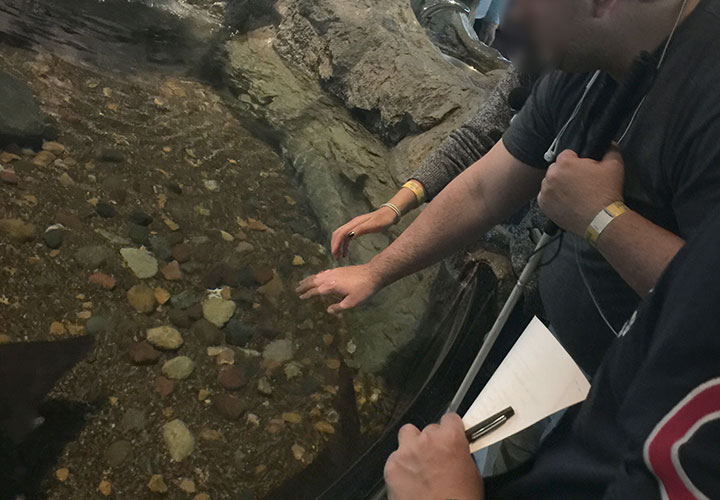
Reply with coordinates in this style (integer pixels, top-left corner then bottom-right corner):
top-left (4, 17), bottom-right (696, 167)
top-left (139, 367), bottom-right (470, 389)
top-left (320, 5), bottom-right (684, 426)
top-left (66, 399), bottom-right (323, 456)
top-left (577, 0), bottom-right (689, 337)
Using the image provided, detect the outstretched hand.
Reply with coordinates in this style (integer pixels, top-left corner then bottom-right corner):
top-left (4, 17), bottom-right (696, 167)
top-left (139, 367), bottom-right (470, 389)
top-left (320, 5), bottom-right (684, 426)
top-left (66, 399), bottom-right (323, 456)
top-left (296, 264), bottom-right (383, 314)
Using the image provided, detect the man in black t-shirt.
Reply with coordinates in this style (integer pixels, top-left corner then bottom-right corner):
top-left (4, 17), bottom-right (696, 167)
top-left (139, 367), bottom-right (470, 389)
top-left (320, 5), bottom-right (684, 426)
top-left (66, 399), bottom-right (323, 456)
top-left (298, 0), bottom-right (720, 377)
top-left (383, 204), bottom-right (720, 499)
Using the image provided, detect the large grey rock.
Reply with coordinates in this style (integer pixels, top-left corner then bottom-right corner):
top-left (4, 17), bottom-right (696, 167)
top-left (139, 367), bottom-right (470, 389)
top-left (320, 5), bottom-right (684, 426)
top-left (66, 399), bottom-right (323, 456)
top-left (274, 0), bottom-right (495, 143)
top-left (222, 1), bottom-right (516, 372)
top-left (0, 69), bottom-right (48, 146)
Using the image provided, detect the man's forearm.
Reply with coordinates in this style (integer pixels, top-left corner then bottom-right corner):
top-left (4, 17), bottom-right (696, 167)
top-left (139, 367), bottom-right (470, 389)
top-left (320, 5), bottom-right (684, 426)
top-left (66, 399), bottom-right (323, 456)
top-left (368, 172), bottom-right (493, 287)
top-left (596, 210), bottom-right (685, 296)
top-left (368, 142), bottom-right (543, 287)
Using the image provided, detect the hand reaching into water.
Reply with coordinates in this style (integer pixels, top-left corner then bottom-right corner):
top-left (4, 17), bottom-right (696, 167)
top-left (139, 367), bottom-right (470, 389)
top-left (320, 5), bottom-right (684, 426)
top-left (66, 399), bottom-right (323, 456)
top-left (296, 264), bottom-right (383, 314)
top-left (331, 206), bottom-right (399, 260)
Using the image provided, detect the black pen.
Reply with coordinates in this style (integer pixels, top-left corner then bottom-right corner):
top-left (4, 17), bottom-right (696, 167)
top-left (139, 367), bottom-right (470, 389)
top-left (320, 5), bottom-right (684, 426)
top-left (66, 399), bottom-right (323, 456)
top-left (465, 407), bottom-right (515, 444)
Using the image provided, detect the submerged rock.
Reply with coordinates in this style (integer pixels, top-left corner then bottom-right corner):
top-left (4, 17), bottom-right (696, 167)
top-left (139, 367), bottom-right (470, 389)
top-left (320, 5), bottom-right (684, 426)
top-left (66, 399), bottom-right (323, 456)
top-left (218, 366), bottom-right (248, 390)
top-left (127, 284), bottom-right (157, 314)
top-left (202, 296), bottom-right (236, 328)
top-left (212, 394), bottom-right (245, 420)
top-left (191, 319), bottom-right (224, 346)
top-left (146, 325), bottom-right (183, 350)
top-left (262, 339), bottom-right (294, 364)
top-left (128, 341), bottom-right (161, 365)
top-left (162, 356), bottom-right (195, 380)
top-left (0, 68), bottom-right (48, 146)
top-left (0, 218), bottom-right (36, 242)
top-left (162, 419), bottom-right (195, 462)
top-left (43, 225), bottom-right (65, 249)
top-left (106, 440), bottom-right (133, 467)
top-left (120, 247), bottom-right (158, 279)
top-left (75, 245), bottom-right (114, 270)
top-left (224, 319), bottom-right (254, 347)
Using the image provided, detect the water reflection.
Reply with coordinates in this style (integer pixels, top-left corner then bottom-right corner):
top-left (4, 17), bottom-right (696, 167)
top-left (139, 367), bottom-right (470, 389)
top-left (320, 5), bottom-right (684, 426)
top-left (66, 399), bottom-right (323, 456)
top-left (0, 1), bottom-right (398, 498)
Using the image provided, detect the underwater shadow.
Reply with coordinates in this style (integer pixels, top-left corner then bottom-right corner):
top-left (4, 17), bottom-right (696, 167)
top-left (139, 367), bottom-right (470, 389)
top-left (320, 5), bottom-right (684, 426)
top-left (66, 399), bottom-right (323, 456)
top-left (0, 399), bottom-right (95, 500)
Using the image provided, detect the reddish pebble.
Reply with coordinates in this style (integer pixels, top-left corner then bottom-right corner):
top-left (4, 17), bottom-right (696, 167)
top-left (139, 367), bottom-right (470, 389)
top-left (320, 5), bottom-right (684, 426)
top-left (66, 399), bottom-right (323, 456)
top-left (55, 210), bottom-right (83, 229)
top-left (252, 265), bottom-right (274, 285)
top-left (172, 244), bottom-right (192, 263)
top-left (89, 272), bottom-right (116, 290)
top-left (153, 376), bottom-right (175, 397)
top-left (161, 260), bottom-right (182, 281)
top-left (212, 394), bottom-right (245, 420)
top-left (218, 366), bottom-right (248, 390)
top-left (128, 341), bottom-right (161, 365)
top-left (0, 170), bottom-right (18, 185)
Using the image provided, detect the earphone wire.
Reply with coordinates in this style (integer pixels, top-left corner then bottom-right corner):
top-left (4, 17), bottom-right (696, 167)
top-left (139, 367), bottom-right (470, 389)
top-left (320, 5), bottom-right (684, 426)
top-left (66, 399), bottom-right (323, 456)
top-left (578, 0), bottom-right (689, 337)
top-left (617, 0), bottom-right (688, 144)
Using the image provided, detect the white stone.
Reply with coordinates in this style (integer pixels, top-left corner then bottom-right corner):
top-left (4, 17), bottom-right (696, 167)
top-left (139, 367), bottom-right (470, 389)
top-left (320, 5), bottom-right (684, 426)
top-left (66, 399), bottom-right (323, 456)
top-left (120, 247), bottom-right (158, 279)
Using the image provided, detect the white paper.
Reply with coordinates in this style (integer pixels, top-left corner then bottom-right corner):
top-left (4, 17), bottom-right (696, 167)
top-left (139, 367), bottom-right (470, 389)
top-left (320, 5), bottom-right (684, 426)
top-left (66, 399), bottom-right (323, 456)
top-left (462, 317), bottom-right (591, 453)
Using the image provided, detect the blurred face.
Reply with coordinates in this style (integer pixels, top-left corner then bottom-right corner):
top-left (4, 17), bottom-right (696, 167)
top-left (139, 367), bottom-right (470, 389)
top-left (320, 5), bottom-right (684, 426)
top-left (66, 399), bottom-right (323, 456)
top-left (508, 0), bottom-right (598, 72)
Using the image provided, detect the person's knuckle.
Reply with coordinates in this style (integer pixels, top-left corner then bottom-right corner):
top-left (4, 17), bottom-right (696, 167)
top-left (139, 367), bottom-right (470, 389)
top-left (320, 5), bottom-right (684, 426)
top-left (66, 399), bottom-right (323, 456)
top-left (399, 424), bottom-right (416, 435)
top-left (538, 193), bottom-right (547, 211)
top-left (384, 453), bottom-right (399, 477)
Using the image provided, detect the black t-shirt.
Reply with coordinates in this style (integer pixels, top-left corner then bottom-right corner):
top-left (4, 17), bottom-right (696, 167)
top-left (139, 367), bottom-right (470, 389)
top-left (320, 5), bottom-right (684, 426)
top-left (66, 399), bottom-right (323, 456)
top-left (486, 203), bottom-right (720, 499)
top-left (502, 0), bottom-right (720, 373)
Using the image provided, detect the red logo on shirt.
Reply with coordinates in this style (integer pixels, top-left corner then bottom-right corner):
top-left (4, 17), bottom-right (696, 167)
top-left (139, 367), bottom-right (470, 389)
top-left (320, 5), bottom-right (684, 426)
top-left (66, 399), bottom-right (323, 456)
top-left (644, 378), bottom-right (720, 499)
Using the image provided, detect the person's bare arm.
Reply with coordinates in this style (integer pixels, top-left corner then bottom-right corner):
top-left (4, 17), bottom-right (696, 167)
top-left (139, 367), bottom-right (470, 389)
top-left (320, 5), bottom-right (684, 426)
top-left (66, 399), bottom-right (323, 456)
top-left (368, 141), bottom-right (543, 286)
top-left (594, 211), bottom-right (684, 296)
top-left (297, 141), bottom-right (545, 313)
top-left (538, 148), bottom-right (685, 296)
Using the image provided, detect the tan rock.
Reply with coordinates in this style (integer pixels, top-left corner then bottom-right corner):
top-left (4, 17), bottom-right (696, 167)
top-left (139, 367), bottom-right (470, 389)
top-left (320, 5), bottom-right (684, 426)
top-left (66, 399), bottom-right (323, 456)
top-left (282, 412), bottom-right (302, 424)
top-left (199, 428), bottom-right (222, 441)
top-left (148, 474), bottom-right (168, 493)
top-left (98, 479), bottom-right (112, 496)
top-left (32, 150), bottom-right (56, 167)
top-left (66, 323), bottom-right (84, 336)
top-left (0, 218), bottom-right (36, 242)
top-left (179, 479), bottom-right (196, 493)
top-left (43, 141), bottom-right (66, 154)
top-left (154, 287), bottom-right (171, 305)
top-left (146, 325), bottom-right (183, 350)
top-left (0, 152), bottom-right (21, 163)
top-left (127, 284), bottom-right (156, 313)
top-left (292, 443), bottom-right (305, 461)
top-left (58, 173), bottom-right (75, 187)
top-left (55, 468), bottom-right (69, 482)
top-left (314, 421), bottom-right (335, 434)
top-left (49, 321), bottom-right (67, 337)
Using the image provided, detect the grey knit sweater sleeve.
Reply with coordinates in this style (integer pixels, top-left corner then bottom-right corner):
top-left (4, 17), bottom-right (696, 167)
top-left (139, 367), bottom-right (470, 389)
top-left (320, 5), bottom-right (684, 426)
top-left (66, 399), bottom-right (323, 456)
top-left (408, 67), bottom-right (520, 200)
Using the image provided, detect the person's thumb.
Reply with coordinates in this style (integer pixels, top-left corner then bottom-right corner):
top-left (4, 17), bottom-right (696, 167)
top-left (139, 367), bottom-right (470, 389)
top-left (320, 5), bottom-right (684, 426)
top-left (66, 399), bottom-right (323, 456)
top-left (328, 294), bottom-right (361, 315)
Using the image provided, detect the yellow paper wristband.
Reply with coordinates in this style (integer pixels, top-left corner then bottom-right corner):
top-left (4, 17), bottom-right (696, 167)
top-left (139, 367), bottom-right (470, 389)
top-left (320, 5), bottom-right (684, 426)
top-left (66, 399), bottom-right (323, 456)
top-left (585, 201), bottom-right (629, 246)
top-left (403, 180), bottom-right (426, 204)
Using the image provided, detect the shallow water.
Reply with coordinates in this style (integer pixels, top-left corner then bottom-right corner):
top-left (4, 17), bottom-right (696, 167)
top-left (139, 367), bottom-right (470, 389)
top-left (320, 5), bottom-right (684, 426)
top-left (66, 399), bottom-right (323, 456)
top-left (0, 2), bottom-right (403, 498)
